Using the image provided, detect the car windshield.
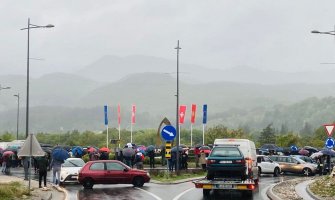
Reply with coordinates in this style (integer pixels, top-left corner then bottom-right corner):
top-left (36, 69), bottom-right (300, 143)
top-left (63, 159), bottom-right (85, 167)
top-left (210, 147), bottom-right (242, 157)
top-left (200, 146), bottom-right (210, 150)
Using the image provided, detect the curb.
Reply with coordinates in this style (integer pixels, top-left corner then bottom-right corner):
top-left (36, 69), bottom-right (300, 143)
top-left (306, 180), bottom-right (323, 200)
top-left (266, 183), bottom-right (282, 200)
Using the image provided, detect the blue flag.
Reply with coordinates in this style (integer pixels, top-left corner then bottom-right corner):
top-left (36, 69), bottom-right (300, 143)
top-left (202, 104), bottom-right (207, 124)
top-left (104, 105), bottom-right (108, 125)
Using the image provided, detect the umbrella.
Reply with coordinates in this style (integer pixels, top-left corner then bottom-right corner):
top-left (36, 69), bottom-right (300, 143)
top-left (2, 151), bottom-right (14, 157)
top-left (137, 145), bottom-right (146, 151)
top-left (122, 147), bottom-right (135, 157)
top-left (72, 146), bottom-right (84, 156)
top-left (0, 147), bottom-right (3, 152)
top-left (87, 147), bottom-right (98, 153)
top-left (52, 148), bottom-right (69, 161)
top-left (99, 147), bottom-right (110, 153)
top-left (146, 145), bottom-right (155, 152)
top-left (298, 149), bottom-right (309, 156)
top-left (320, 149), bottom-right (335, 157)
top-left (310, 152), bottom-right (323, 159)
top-left (171, 146), bottom-right (183, 152)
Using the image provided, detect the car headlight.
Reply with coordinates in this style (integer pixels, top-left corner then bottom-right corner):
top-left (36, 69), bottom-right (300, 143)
top-left (147, 172), bottom-right (150, 177)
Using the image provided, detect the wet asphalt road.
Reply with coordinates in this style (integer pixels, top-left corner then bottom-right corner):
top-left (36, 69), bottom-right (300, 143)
top-left (9, 167), bottom-right (295, 200)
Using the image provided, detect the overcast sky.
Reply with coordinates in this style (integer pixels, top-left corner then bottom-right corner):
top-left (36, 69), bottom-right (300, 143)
top-left (2, 0), bottom-right (335, 77)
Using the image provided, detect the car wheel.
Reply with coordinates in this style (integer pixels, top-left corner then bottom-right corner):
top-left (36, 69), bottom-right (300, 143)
top-left (132, 176), bottom-right (144, 187)
top-left (273, 167), bottom-right (280, 177)
top-left (243, 190), bottom-right (253, 197)
top-left (203, 189), bottom-right (210, 197)
top-left (303, 168), bottom-right (312, 176)
top-left (83, 178), bottom-right (94, 189)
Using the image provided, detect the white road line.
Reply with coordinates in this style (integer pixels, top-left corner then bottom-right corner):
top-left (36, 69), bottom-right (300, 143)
top-left (172, 187), bottom-right (195, 200)
top-left (261, 185), bottom-right (271, 200)
top-left (135, 187), bottom-right (163, 200)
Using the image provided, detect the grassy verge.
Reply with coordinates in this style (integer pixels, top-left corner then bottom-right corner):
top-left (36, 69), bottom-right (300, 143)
top-left (151, 171), bottom-right (206, 182)
top-left (0, 181), bottom-right (30, 200)
top-left (310, 176), bottom-right (335, 198)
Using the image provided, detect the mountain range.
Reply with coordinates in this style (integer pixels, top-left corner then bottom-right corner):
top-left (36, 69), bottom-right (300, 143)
top-left (1, 55), bottom-right (335, 133)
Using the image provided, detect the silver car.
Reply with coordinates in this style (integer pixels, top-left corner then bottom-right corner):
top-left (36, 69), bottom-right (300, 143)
top-left (269, 155), bottom-right (317, 176)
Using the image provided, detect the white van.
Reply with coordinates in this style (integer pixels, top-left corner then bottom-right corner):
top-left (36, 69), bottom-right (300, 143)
top-left (214, 138), bottom-right (259, 182)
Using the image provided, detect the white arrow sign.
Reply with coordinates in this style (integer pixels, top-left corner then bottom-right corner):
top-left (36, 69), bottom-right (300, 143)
top-left (163, 129), bottom-right (175, 137)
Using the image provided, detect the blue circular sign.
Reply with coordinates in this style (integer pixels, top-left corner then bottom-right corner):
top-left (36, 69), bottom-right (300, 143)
top-left (325, 137), bottom-right (335, 149)
top-left (161, 125), bottom-right (177, 141)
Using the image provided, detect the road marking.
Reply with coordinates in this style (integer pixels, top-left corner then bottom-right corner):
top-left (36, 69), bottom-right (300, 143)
top-left (261, 184), bottom-right (271, 200)
top-left (172, 187), bottom-right (195, 200)
top-left (135, 187), bottom-right (162, 200)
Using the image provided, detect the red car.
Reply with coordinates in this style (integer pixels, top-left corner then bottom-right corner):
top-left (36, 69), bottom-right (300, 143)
top-left (199, 146), bottom-right (212, 156)
top-left (78, 160), bottom-right (150, 189)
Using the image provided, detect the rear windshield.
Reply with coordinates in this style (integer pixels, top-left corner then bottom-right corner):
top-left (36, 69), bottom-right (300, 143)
top-left (210, 147), bottom-right (242, 157)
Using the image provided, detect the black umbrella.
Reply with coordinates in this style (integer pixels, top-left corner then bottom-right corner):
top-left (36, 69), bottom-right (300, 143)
top-left (321, 149), bottom-right (335, 157)
top-left (122, 147), bottom-right (135, 157)
top-left (146, 145), bottom-right (155, 152)
top-left (171, 146), bottom-right (183, 152)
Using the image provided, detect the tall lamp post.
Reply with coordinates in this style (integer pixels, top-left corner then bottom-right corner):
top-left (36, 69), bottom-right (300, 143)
top-left (175, 40), bottom-right (181, 174)
top-left (21, 18), bottom-right (54, 139)
top-left (14, 94), bottom-right (20, 140)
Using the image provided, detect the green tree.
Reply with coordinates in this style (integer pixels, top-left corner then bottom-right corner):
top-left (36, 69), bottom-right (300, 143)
top-left (205, 125), bottom-right (248, 145)
top-left (259, 123), bottom-right (276, 145)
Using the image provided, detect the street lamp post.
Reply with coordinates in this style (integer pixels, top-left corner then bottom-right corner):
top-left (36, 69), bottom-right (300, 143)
top-left (175, 40), bottom-right (181, 175)
top-left (20, 18), bottom-right (54, 139)
top-left (14, 94), bottom-right (20, 140)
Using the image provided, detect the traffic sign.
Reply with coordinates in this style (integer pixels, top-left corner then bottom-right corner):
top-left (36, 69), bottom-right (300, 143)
top-left (161, 125), bottom-right (177, 141)
top-left (325, 137), bottom-right (335, 149)
top-left (165, 141), bottom-right (172, 159)
top-left (323, 124), bottom-right (335, 137)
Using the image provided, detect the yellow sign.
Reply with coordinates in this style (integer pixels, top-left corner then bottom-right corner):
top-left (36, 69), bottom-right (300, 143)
top-left (165, 149), bottom-right (171, 158)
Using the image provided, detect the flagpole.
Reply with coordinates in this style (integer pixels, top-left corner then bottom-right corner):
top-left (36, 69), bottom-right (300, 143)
top-left (130, 123), bottom-right (133, 143)
top-left (191, 123), bottom-right (193, 147)
top-left (118, 124), bottom-right (121, 148)
top-left (179, 124), bottom-right (181, 146)
top-left (202, 124), bottom-right (205, 145)
top-left (106, 124), bottom-right (109, 148)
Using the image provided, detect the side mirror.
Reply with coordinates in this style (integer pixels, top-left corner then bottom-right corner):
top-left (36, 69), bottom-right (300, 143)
top-left (124, 168), bottom-right (129, 172)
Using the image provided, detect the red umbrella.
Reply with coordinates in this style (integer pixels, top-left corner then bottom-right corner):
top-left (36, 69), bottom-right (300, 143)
top-left (3, 151), bottom-right (14, 157)
top-left (299, 149), bottom-right (309, 156)
top-left (87, 147), bottom-right (97, 153)
top-left (99, 147), bottom-right (110, 153)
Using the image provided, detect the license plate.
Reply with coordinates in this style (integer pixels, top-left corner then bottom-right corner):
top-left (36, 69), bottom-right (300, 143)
top-left (216, 184), bottom-right (234, 189)
top-left (71, 175), bottom-right (78, 179)
top-left (219, 160), bottom-right (232, 163)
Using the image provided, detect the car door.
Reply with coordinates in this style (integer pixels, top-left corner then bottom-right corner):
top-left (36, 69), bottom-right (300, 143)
top-left (105, 162), bottom-right (130, 184)
top-left (89, 162), bottom-right (106, 184)
top-left (262, 156), bottom-right (273, 173)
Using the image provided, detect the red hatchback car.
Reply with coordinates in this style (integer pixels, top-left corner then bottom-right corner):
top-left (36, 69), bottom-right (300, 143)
top-left (78, 160), bottom-right (150, 189)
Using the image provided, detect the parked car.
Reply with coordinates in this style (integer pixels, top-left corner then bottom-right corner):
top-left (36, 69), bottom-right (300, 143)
top-left (78, 160), bottom-right (150, 189)
top-left (291, 155), bottom-right (316, 164)
top-left (199, 146), bottom-right (211, 156)
top-left (257, 155), bottom-right (281, 177)
top-left (269, 155), bottom-right (317, 176)
top-left (60, 158), bottom-right (85, 184)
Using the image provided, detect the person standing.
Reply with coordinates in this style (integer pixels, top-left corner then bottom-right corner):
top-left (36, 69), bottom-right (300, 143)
top-left (22, 156), bottom-right (29, 180)
top-left (148, 150), bottom-right (155, 168)
top-left (37, 154), bottom-right (48, 188)
top-left (194, 146), bottom-right (201, 168)
top-left (199, 150), bottom-right (207, 171)
top-left (51, 158), bottom-right (63, 186)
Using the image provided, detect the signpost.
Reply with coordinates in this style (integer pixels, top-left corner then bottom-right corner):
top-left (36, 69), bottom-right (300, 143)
top-left (325, 138), bottom-right (335, 149)
top-left (323, 124), bottom-right (335, 137)
top-left (161, 125), bottom-right (177, 160)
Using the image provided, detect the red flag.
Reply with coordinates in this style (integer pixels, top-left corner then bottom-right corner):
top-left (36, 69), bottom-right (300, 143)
top-left (131, 105), bottom-right (136, 124)
top-left (179, 105), bottom-right (187, 124)
top-left (191, 104), bottom-right (196, 124)
top-left (117, 104), bottom-right (121, 125)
